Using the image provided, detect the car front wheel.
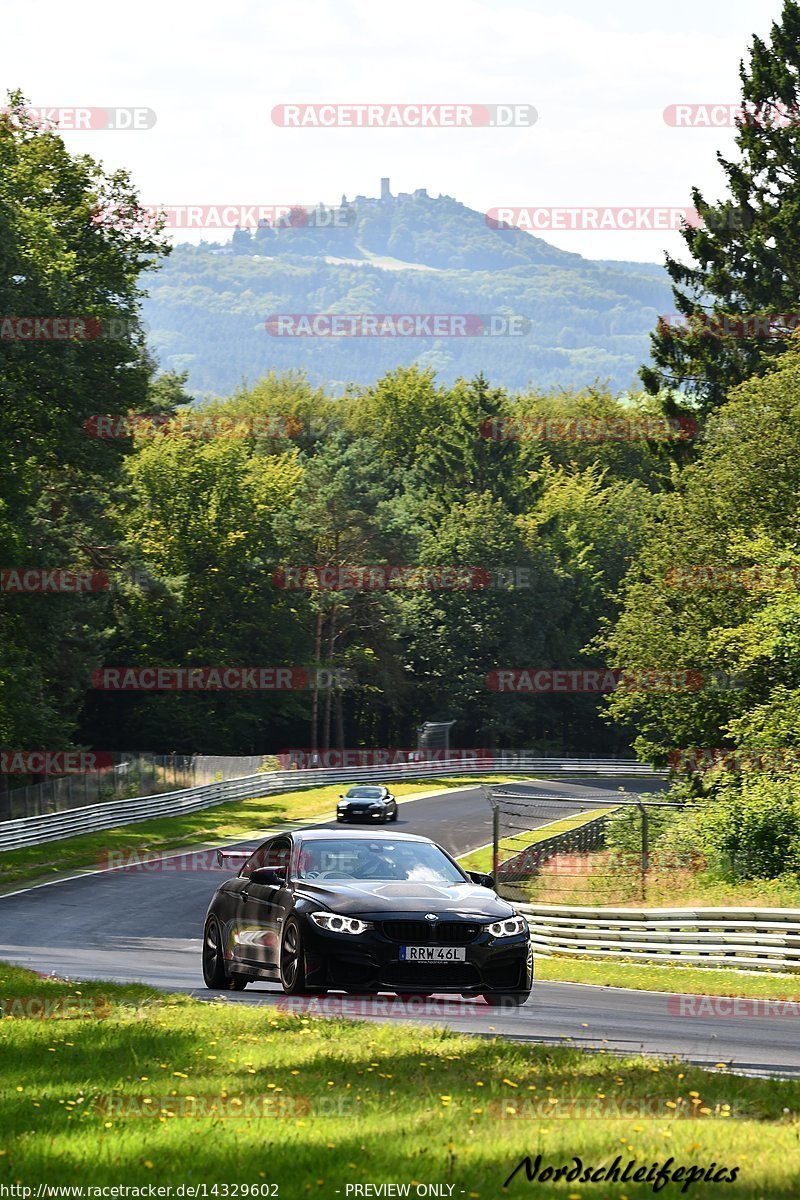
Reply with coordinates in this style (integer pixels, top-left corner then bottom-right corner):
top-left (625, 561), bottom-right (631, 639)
top-left (279, 918), bottom-right (309, 994)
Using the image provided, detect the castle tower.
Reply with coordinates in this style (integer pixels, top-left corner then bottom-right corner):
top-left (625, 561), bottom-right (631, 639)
top-left (380, 177), bottom-right (391, 202)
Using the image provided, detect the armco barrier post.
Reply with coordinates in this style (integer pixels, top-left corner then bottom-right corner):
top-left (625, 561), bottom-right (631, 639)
top-left (635, 798), bottom-right (649, 900)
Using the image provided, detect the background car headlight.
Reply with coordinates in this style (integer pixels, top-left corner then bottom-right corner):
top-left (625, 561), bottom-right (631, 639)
top-left (487, 916), bottom-right (528, 938)
top-left (310, 912), bottom-right (371, 934)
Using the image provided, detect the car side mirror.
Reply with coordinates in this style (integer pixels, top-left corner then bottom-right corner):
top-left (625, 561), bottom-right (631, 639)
top-left (248, 867), bottom-right (286, 886)
top-left (468, 870), bottom-right (495, 889)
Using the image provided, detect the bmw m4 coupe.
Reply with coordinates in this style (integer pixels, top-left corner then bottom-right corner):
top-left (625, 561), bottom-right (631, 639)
top-left (336, 784), bottom-right (398, 823)
top-left (202, 829), bottom-right (532, 1004)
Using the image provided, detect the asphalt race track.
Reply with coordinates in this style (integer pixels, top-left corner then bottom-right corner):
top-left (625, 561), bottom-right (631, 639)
top-left (1, 776), bottom-right (798, 1077)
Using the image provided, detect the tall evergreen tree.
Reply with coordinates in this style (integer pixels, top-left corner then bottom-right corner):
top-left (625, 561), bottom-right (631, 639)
top-left (642, 1), bottom-right (800, 412)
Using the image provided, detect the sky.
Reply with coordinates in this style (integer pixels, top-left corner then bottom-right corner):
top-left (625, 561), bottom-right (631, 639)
top-left (1, 0), bottom-right (786, 263)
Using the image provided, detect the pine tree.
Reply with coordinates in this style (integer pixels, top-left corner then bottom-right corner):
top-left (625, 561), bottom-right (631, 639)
top-left (642, 1), bottom-right (800, 412)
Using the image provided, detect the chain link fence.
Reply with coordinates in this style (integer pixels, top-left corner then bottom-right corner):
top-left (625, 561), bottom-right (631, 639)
top-left (489, 786), bottom-right (629, 903)
top-left (488, 785), bottom-right (701, 905)
top-left (0, 754), bottom-right (280, 821)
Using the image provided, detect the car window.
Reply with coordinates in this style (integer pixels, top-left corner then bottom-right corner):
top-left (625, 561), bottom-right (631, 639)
top-left (296, 839), bottom-right (465, 883)
top-left (241, 836), bottom-right (290, 876)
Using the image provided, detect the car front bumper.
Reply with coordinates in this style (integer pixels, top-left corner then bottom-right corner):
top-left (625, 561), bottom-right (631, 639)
top-left (337, 806), bottom-right (387, 821)
top-left (300, 917), bottom-right (531, 994)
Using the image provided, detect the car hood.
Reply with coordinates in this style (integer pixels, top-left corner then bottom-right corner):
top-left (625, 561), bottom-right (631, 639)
top-left (295, 879), bottom-right (516, 918)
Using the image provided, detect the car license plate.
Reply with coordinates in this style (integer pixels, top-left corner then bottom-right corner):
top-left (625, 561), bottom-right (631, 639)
top-left (399, 946), bottom-right (466, 962)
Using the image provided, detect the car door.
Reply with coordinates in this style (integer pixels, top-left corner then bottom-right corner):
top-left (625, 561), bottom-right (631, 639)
top-left (237, 835), bottom-right (292, 969)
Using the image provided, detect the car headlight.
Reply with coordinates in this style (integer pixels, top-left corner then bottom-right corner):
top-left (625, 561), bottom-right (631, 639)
top-left (309, 912), bottom-right (372, 935)
top-left (487, 916), bottom-right (528, 938)
top-left (337, 801), bottom-right (348, 807)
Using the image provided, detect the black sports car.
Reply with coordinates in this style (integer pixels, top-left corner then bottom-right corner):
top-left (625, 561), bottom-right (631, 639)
top-left (336, 784), bottom-right (398, 823)
top-left (202, 829), bottom-right (533, 1004)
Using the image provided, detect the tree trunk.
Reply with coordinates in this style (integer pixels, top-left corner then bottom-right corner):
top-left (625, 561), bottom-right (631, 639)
top-left (310, 607), bottom-right (323, 751)
top-left (322, 604), bottom-right (338, 751)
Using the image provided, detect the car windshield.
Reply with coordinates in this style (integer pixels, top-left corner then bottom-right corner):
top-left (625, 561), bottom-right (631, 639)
top-left (296, 839), bottom-right (465, 883)
top-left (345, 787), bottom-right (383, 798)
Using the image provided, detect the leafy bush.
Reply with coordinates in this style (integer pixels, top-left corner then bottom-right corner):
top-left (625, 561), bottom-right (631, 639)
top-left (655, 775), bottom-right (800, 881)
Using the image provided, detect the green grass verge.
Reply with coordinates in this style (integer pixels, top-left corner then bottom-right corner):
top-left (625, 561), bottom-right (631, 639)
top-left (1, 963), bottom-right (799, 1195)
top-left (535, 956), bottom-right (800, 999)
top-left (459, 808), bottom-right (617, 874)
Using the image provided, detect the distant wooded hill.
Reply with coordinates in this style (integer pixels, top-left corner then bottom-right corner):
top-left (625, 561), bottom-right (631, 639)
top-left (140, 187), bottom-right (671, 396)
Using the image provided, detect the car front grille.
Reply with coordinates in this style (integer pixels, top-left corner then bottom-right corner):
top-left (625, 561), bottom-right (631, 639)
top-left (381, 920), bottom-right (483, 945)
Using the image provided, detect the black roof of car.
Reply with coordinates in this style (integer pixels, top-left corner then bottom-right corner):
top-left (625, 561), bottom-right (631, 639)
top-left (293, 828), bottom-right (431, 843)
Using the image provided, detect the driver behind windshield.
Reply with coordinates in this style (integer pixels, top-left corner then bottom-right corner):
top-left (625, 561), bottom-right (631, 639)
top-left (296, 840), bottom-right (464, 884)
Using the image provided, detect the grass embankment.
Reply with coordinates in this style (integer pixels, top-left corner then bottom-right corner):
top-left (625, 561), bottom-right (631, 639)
top-left (1, 963), bottom-right (799, 1195)
top-left (520, 849), bottom-right (800, 910)
top-left (0, 776), bottom-right (520, 893)
top-left (459, 808), bottom-right (618, 874)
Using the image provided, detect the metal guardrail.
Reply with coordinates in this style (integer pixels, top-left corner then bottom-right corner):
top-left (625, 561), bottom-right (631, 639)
top-left (0, 757), bottom-right (658, 854)
top-left (518, 903), bottom-right (800, 973)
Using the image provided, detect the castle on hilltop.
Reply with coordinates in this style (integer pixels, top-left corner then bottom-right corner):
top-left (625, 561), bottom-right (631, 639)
top-left (341, 179), bottom-right (430, 207)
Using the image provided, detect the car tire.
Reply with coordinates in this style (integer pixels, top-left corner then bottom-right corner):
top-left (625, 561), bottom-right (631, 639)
top-left (390, 807), bottom-right (398, 822)
top-left (482, 990), bottom-right (531, 1007)
top-left (483, 945), bottom-right (533, 1006)
top-left (279, 917), bottom-right (309, 994)
top-left (202, 916), bottom-right (231, 989)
